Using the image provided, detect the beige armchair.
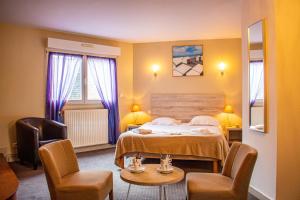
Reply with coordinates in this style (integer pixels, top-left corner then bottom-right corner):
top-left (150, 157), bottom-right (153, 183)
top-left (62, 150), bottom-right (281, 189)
top-left (186, 142), bottom-right (257, 200)
top-left (39, 139), bottom-right (113, 200)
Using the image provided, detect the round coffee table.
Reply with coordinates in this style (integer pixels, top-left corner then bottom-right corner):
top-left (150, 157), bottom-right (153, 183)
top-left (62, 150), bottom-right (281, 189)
top-left (120, 164), bottom-right (184, 200)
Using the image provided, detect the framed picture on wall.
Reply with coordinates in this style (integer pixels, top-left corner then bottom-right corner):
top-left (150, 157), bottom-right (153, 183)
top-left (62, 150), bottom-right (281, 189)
top-left (172, 45), bottom-right (204, 76)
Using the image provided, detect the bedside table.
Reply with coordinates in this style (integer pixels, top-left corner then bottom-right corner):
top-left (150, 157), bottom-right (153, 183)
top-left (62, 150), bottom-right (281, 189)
top-left (226, 127), bottom-right (242, 146)
top-left (127, 124), bottom-right (142, 131)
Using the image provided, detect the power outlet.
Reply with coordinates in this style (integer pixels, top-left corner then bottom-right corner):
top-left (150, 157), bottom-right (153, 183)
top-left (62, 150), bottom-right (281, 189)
top-left (0, 147), bottom-right (7, 156)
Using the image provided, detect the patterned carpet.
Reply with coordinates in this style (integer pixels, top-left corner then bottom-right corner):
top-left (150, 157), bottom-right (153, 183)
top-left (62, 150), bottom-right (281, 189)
top-left (10, 148), bottom-right (258, 200)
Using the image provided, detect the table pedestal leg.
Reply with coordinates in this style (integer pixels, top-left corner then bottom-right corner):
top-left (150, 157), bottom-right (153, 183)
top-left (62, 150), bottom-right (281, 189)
top-left (159, 185), bottom-right (168, 200)
top-left (163, 185), bottom-right (168, 200)
top-left (126, 183), bottom-right (131, 200)
top-left (159, 186), bottom-right (163, 200)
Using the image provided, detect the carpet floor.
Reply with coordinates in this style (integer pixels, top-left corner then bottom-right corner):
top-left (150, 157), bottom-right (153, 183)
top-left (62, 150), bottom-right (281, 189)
top-left (10, 148), bottom-right (258, 200)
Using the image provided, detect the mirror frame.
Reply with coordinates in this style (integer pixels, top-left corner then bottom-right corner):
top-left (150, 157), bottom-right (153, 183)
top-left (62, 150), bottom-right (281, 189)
top-left (248, 19), bottom-right (268, 133)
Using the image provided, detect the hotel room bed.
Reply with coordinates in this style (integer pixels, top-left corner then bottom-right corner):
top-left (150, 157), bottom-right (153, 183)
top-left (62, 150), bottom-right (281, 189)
top-left (114, 123), bottom-right (229, 170)
top-left (114, 93), bottom-right (229, 172)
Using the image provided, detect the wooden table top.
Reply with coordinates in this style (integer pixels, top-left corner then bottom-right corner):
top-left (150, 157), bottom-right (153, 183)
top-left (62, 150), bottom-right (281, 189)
top-left (0, 154), bottom-right (19, 200)
top-left (120, 164), bottom-right (184, 186)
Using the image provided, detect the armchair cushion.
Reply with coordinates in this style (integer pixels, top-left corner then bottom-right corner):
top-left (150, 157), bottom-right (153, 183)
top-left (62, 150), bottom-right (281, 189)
top-left (186, 173), bottom-right (235, 200)
top-left (43, 119), bottom-right (67, 140)
top-left (57, 170), bottom-right (113, 200)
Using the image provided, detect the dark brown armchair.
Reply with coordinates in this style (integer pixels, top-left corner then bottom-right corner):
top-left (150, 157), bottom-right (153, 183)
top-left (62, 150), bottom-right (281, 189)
top-left (16, 117), bottom-right (67, 169)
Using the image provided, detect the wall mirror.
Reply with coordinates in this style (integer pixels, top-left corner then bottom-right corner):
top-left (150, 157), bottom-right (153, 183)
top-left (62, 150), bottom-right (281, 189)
top-left (248, 20), bottom-right (267, 133)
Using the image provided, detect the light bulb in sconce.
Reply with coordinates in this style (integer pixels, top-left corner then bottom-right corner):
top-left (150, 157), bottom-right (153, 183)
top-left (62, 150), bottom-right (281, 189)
top-left (218, 62), bottom-right (226, 76)
top-left (151, 64), bottom-right (160, 77)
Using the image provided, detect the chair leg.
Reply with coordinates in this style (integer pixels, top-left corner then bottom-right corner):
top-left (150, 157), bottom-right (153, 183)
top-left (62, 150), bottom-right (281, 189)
top-left (33, 160), bottom-right (38, 170)
top-left (212, 160), bottom-right (218, 173)
top-left (109, 189), bottom-right (113, 200)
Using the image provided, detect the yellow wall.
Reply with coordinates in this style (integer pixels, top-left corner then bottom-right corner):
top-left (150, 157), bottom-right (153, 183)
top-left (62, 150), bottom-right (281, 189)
top-left (0, 23), bottom-right (133, 158)
top-left (275, 0), bottom-right (300, 199)
top-left (133, 39), bottom-right (242, 126)
top-left (241, 0), bottom-right (277, 199)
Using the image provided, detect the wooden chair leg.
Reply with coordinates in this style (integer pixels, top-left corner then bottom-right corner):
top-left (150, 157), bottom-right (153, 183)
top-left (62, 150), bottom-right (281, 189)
top-left (120, 157), bottom-right (125, 169)
top-left (212, 160), bottom-right (218, 173)
top-left (109, 189), bottom-right (113, 200)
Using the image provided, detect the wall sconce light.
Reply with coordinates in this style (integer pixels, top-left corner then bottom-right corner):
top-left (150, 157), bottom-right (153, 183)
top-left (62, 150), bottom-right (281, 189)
top-left (218, 62), bottom-right (226, 76)
top-left (151, 64), bottom-right (160, 77)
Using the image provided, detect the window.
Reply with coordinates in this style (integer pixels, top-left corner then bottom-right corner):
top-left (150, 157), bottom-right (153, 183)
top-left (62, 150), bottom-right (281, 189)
top-left (66, 55), bottom-right (102, 103)
top-left (249, 61), bottom-right (264, 106)
top-left (46, 51), bottom-right (118, 127)
top-left (87, 64), bottom-right (101, 100)
top-left (69, 67), bottom-right (83, 101)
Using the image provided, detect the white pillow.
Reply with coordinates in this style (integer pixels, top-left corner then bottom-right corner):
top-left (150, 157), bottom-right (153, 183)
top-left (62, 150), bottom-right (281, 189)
top-left (189, 115), bottom-right (219, 126)
top-left (151, 117), bottom-right (181, 125)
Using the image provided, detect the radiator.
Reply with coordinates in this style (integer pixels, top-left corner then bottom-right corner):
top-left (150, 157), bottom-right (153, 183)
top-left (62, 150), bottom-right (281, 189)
top-left (64, 109), bottom-right (108, 148)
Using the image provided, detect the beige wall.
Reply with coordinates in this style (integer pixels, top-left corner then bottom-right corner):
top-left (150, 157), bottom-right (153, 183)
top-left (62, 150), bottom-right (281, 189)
top-left (133, 39), bottom-right (242, 125)
top-left (241, 0), bottom-right (277, 199)
top-left (275, 0), bottom-right (300, 199)
top-left (0, 23), bottom-right (133, 158)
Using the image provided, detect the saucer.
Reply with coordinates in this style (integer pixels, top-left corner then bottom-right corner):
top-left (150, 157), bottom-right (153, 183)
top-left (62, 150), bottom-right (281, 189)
top-left (156, 167), bottom-right (174, 174)
top-left (127, 166), bottom-right (145, 173)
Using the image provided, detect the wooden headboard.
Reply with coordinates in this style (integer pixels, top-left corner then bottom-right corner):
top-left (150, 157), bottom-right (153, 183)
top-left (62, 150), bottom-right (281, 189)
top-left (151, 93), bottom-right (225, 122)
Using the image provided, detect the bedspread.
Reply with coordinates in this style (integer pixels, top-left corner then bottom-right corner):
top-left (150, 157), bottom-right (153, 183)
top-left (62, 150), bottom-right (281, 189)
top-left (114, 126), bottom-right (229, 167)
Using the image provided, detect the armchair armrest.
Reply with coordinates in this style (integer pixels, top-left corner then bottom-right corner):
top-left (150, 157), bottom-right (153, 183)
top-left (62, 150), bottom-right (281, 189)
top-left (43, 119), bottom-right (67, 140)
top-left (16, 121), bottom-right (40, 161)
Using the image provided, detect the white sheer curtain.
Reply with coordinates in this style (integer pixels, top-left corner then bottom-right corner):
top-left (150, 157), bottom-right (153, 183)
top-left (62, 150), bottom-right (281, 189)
top-left (249, 61), bottom-right (264, 107)
top-left (87, 56), bottom-right (120, 144)
top-left (46, 52), bottom-right (82, 122)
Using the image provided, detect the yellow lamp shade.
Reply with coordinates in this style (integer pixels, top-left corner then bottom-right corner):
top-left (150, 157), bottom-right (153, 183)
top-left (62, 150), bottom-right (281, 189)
top-left (224, 105), bottom-right (234, 113)
top-left (131, 104), bottom-right (141, 112)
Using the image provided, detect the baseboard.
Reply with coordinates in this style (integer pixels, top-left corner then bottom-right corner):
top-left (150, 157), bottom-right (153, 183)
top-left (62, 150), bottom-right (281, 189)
top-left (0, 147), bottom-right (16, 162)
top-left (5, 144), bottom-right (115, 162)
top-left (7, 154), bottom-right (18, 162)
top-left (249, 185), bottom-right (273, 200)
top-left (74, 144), bottom-right (115, 153)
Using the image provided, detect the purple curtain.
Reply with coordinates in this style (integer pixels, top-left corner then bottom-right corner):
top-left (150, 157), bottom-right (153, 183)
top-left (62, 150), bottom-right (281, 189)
top-left (46, 52), bottom-right (82, 122)
top-left (249, 61), bottom-right (264, 107)
top-left (88, 56), bottom-right (120, 144)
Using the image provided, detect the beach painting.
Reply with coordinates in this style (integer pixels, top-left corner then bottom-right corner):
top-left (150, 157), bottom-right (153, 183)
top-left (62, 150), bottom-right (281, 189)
top-left (172, 45), bottom-right (203, 76)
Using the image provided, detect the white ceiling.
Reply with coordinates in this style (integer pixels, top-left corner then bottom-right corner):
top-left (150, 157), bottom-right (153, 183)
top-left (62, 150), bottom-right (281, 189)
top-left (0, 0), bottom-right (242, 43)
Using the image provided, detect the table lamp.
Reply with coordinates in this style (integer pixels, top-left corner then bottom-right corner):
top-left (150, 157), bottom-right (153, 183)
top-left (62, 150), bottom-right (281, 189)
top-left (131, 104), bottom-right (141, 112)
top-left (131, 104), bottom-right (141, 124)
top-left (224, 105), bottom-right (234, 127)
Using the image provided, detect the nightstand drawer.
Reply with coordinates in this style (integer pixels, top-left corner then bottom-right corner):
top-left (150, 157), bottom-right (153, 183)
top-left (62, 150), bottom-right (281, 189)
top-left (226, 128), bottom-right (242, 146)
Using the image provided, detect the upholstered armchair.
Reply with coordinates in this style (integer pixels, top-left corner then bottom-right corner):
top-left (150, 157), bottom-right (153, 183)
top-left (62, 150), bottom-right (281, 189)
top-left (16, 117), bottom-right (67, 169)
top-left (186, 142), bottom-right (258, 200)
top-left (39, 139), bottom-right (113, 200)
